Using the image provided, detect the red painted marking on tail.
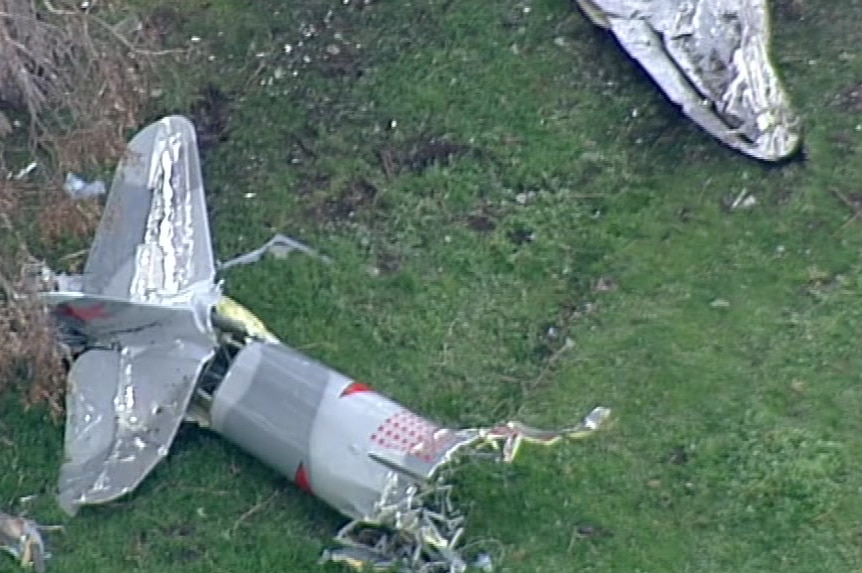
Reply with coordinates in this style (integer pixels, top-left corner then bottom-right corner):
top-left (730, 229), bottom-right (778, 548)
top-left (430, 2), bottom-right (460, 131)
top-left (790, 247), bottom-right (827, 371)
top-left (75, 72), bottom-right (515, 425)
top-left (339, 381), bottom-right (372, 397)
top-left (294, 463), bottom-right (312, 494)
top-left (58, 303), bottom-right (109, 322)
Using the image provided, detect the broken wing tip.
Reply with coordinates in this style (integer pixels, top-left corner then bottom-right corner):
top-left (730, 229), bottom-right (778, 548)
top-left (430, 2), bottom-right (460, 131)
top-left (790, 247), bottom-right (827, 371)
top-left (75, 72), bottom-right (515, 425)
top-left (749, 130), bottom-right (805, 163)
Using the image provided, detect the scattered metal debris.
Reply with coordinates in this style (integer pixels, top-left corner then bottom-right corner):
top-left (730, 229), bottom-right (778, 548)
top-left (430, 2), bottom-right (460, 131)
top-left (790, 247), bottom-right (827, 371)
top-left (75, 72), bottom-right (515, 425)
top-left (315, 406), bottom-right (611, 572)
top-left (29, 116), bottom-right (613, 573)
top-left (0, 511), bottom-right (61, 573)
top-left (217, 233), bottom-right (331, 271)
top-left (573, 0), bottom-right (803, 161)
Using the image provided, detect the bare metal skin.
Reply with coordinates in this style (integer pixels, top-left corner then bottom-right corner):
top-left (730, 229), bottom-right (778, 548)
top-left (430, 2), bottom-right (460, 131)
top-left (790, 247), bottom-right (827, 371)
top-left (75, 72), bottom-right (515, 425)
top-left (575, 0), bottom-right (802, 161)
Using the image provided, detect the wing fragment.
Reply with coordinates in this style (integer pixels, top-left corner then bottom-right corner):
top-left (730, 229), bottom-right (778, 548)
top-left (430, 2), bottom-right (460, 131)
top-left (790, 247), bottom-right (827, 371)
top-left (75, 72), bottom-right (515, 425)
top-left (574, 0), bottom-right (802, 161)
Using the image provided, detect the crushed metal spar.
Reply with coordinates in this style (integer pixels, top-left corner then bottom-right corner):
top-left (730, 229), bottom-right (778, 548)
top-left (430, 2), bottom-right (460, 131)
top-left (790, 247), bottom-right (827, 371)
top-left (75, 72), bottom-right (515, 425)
top-left (28, 115), bottom-right (613, 573)
top-left (573, 0), bottom-right (802, 161)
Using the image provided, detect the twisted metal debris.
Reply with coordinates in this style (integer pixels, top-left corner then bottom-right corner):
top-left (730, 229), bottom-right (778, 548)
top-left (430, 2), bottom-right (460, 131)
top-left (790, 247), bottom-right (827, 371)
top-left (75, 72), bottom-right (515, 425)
top-left (0, 511), bottom-right (60, 573)
top-left (322, 407), bottom-right (612, 573)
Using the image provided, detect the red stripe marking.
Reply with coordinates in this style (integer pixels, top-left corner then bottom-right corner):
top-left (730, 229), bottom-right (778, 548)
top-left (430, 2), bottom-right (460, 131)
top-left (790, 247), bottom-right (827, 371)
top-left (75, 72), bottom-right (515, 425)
top-left (294, 462), bottom-right (312, 494)
top-left (58, 303), bottom-right (109, 322)
top-left (339, 381), bottom-right (372, 397)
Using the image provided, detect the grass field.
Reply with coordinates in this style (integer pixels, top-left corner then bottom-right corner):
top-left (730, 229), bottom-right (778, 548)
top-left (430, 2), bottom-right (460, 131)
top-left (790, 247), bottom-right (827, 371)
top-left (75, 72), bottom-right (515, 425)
top-left (2, 1), bottom-right (861, 572)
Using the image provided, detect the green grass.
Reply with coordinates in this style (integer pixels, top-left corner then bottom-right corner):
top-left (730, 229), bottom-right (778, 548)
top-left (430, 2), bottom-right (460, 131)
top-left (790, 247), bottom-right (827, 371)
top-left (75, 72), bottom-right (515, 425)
top-left (2, 0), bottom-right (862, 572)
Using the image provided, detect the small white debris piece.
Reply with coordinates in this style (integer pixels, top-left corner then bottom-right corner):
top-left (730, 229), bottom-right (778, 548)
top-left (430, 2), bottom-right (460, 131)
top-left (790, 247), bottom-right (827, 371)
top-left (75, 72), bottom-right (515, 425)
top-left (13, 162), bottom-right (37, 181)
top-left (739, 195), bottom-right (757, 209)
top-left (474, 553), bottom-right (493, 572)
top-left (709, 298), bottom-right (730, 308)
top-left (729, 188), bottom-right (757, 211)
top-left (64, 173), bottom-right (106, 199)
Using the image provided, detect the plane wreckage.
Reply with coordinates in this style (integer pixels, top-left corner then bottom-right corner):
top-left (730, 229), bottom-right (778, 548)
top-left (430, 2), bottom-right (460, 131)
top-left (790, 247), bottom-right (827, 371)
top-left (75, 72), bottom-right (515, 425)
top-left (573, 0), bottom-right (802, 161)
top-left (6, 116), bottom-right (610, 573)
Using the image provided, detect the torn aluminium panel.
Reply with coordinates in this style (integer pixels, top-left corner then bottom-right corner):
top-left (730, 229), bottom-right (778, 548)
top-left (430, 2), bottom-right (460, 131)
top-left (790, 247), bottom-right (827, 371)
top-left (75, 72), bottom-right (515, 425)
top-left (574, 0), bottom-right (802, 161)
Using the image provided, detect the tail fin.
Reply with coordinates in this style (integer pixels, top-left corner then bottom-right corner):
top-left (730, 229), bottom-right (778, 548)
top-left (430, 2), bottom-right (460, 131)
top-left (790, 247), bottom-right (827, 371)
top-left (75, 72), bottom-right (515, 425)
top-left (82, 115), bottom-right (216, 303)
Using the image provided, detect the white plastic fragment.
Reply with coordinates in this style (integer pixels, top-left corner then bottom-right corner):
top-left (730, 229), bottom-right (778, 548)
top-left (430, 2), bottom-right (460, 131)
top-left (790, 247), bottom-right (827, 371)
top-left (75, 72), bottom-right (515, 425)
top-left (63, 173), bottom-right (106, 199)
top-left (729, 189), bottom-right (757, 210)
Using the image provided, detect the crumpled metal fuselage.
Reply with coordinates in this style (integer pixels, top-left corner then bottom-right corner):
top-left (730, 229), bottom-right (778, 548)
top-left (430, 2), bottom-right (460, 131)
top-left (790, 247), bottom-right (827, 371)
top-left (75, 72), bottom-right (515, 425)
top-left (575, 0), bottom-right (802, 161)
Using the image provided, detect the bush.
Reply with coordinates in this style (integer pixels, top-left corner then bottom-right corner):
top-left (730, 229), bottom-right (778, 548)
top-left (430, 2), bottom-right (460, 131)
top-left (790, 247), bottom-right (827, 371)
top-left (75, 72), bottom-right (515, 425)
top-left (0, 0), bottom-right (169, 416)
top-left (0, 0), bottom-right (160, 170)
top-left (0, 242), bottom-right (68, 420)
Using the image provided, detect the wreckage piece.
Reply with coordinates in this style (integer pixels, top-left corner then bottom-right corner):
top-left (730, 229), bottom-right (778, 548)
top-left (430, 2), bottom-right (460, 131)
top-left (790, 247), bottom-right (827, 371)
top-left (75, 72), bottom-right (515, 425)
top-left (217, 233), bottom-right (331, 271)
top-left (37, 115), bottom-right (612, 572)
top-left (204, 300), bottom-right (611, 572)
top-left (0, 511), bottom-right (59, 573)
top-left (39, 115), bottom-right (222, 515)
top-left (573, 0), bottom-right (802, 161)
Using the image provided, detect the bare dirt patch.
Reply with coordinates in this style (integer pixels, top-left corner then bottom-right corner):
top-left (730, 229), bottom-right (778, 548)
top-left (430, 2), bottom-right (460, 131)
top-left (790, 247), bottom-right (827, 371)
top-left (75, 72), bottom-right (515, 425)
top-left (379, 136), bottom-right (477, 177)
top-left (835, 82), bottom-right (862, 114)
top-left (307, 177), bottom-right (386, 224)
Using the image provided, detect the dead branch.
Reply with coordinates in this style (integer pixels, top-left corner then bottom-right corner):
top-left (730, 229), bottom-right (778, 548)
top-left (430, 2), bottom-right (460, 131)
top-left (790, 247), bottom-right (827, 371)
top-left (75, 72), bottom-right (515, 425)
top-left (0, 249), bottom-right (67, 421)
top-left (0, 0), bottom-right (172, 171)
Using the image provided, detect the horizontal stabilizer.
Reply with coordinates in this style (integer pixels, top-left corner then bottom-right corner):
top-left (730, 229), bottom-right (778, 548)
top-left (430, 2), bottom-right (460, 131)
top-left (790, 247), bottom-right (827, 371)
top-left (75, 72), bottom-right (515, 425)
top-left (41, 291), bottom-right (213, 344)
top-left (58, 333), bottom-right (214, 515)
